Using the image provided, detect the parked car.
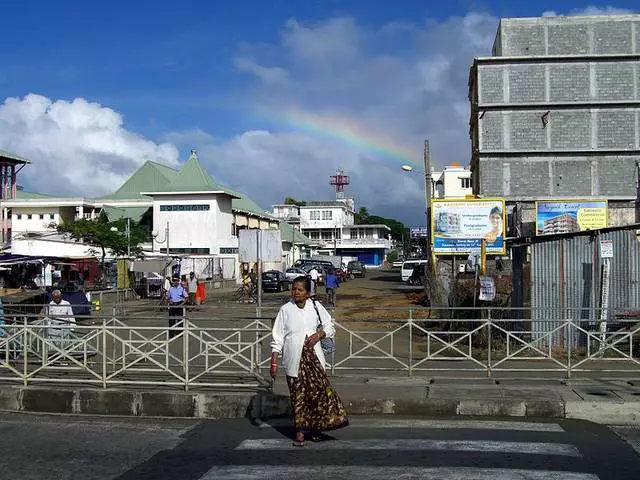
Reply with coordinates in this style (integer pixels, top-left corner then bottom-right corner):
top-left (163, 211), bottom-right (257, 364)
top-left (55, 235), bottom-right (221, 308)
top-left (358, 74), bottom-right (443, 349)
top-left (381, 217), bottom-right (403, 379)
top-left (284, 267), bottom-right (307, 282)
top-left (261, 270), bottom-right (288, 292)
top-left (392, 257), bottom-right (405, 268)
top-left (347, 261), bottom-right (366, 278)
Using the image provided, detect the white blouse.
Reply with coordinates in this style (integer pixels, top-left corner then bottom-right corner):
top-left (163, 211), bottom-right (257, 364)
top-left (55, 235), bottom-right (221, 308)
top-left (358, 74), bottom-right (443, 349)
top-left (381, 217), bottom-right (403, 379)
top-left (270, 299), bottom-right (336, 378)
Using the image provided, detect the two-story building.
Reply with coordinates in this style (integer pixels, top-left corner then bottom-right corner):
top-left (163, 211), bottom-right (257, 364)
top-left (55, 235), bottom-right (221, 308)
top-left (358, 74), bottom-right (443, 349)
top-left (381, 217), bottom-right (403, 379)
top-left (274, 199), bottom-right (391, 268)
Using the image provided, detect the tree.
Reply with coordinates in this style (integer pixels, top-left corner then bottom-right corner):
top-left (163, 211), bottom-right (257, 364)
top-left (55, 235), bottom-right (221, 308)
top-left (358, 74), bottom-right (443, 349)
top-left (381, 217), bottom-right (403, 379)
top-left (354, 206), bottom-right (369, 224)
top-left (284, 196), bottom-right (306, 206)
top-left (56, 215), bottom-right (148, 271)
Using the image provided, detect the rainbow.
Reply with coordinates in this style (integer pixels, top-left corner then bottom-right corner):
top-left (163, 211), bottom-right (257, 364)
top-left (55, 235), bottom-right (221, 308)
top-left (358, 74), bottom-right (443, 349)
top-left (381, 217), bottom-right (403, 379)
top-left (257, 106), bottom-right (421, 168)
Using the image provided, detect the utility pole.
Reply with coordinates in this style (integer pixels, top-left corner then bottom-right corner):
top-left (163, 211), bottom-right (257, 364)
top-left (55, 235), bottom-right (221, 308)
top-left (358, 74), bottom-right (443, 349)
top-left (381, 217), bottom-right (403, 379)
top-left (423, 139), bottom-right (433, 273)
top-left (126, 218), bottom-right (131, 258)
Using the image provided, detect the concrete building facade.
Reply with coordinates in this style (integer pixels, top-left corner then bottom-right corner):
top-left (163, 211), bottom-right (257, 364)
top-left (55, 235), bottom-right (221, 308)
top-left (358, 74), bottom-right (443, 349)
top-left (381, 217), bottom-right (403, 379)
top-left (469, 15), bottom-right (640, 235)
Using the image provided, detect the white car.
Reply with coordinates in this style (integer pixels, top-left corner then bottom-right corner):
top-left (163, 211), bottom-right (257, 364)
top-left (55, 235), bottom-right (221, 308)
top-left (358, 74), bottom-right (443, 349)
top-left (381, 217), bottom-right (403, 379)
top-left (284, 267), bottom-right (307, 282)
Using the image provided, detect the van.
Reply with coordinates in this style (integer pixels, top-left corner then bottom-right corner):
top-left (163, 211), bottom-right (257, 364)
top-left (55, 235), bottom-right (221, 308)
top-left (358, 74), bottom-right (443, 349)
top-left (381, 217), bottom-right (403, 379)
top-left (401, 260), bottom-right (428, 282)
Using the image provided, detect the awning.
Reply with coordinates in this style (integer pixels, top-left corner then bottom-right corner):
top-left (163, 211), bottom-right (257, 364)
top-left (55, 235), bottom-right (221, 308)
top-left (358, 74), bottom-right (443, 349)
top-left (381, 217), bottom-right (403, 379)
top-left (131, 259), bottom-right (174, 273)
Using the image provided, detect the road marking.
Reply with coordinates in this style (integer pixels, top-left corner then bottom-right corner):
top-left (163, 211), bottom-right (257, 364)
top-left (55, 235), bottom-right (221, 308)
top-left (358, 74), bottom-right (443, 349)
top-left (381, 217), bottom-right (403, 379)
top-left (199, 466), bottom-right (598, 479)
top-left (235, 438), bottom-right (580, 456)
top-left (256, 419), bottom-right (564, 432)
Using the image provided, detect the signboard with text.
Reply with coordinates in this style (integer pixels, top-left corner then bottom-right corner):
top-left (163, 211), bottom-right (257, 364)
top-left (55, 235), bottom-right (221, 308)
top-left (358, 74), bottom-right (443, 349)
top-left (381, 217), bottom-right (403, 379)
top-left (431, 198), bottom-right (506, 255)
top-left (410, 227), bottom-right (428, 238)
top-left (535, 200), bottom-right (607, 236)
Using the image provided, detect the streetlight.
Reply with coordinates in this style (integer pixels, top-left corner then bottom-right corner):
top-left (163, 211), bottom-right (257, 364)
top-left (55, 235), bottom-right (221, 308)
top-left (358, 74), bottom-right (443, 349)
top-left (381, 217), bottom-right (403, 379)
top-left (400, 140), bottom-right (433, 273)
top-left (151, 222), bottom-right (170, 257)
top-left (110, 218), bottom-right (131, 257)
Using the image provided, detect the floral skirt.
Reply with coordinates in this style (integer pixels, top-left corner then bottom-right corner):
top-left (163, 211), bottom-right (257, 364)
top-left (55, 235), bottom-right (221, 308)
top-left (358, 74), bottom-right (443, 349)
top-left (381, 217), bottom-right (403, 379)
top-left (286, 344), bottom-right (349, 433)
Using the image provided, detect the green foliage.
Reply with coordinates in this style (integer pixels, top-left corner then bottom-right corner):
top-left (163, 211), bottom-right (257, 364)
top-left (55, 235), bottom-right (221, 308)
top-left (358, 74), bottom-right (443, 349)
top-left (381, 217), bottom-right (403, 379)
top-left (387, 250), bottom-right (399, 263)
top-left (354, 206), bottom-right (369, 224)
top-left (56, 215), bottom-right (148, 265)
top-left (284, 197), bottom-right (306, 206)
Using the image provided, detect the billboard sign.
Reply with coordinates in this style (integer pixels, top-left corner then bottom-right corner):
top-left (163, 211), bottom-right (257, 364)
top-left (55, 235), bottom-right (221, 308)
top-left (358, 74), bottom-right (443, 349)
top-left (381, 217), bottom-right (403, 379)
top-left (410, 227), bottom-right (427, 238)
top-left (431, 199), bottom-right (506, 255)
top-left (535, 200), bottom-right (607, 236)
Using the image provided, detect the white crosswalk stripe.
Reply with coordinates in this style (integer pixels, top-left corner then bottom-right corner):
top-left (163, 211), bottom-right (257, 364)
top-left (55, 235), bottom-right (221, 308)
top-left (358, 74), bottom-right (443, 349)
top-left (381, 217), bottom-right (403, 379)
top-left (257, 418), bottom-right (565, 432)
top-left (199, 466), bottom-right (599, 480)
top-left (199, 419), bottom-right (600, 480)
top-left (236, 438), bottom-right (581, 456)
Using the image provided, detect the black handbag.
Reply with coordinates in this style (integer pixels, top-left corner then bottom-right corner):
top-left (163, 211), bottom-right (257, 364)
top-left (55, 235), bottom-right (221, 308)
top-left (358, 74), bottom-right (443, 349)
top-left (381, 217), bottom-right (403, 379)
top-left (312, 299), bottom-right (335, 356)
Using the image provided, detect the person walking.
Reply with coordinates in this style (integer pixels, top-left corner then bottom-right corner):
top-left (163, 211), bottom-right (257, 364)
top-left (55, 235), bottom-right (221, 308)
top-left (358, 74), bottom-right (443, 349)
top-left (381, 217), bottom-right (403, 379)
top-left (324, 270), bottom-right (339, 307)
top-left (166, 277), bottom-right (188, 338)
top-left (308, 266), bottom-right (320, 298)
top-left (270, 276), bottom-right (348, 447)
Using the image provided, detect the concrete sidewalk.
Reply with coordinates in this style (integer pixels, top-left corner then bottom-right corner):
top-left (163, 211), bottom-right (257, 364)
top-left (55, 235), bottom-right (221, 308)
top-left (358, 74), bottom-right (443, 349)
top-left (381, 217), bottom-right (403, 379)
top-left (1, 376), bottom-right (640, 424)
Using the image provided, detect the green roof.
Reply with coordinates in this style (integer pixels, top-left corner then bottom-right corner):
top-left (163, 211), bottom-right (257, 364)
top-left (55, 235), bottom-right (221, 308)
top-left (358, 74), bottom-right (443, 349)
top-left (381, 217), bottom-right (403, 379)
top-left (98, 161), bottom-right (179, 200)
top-left (0, 150), bottom-right (31, 164)
top-left (15, 190), bottom-right (61, 200)
top-left (149, 151), bottom-right (241, 198)
top-left (232, 193), bottom-right (274, 218)
top-left (101, 205), bottom-right (151, 223)
top-left (280, 221), bottom-right (312, 245)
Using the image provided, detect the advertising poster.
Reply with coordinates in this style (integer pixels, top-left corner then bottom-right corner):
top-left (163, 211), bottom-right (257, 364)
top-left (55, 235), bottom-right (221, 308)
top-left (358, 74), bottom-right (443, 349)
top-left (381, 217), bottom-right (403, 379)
top-left (535, 200), bottom-right (607, 236)
top-left (431, 199), bottom-right (506, 255)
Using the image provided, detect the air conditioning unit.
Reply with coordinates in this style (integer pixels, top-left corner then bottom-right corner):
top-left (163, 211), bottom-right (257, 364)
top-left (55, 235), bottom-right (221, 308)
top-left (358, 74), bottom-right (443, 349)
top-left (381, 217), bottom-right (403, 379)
top-left (458, 264), bottom-right (466, 273)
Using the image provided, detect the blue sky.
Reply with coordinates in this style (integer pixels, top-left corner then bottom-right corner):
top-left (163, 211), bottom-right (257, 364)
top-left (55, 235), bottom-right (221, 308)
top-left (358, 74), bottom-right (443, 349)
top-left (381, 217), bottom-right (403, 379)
top-left (0, 1), bottom-right (637, 224)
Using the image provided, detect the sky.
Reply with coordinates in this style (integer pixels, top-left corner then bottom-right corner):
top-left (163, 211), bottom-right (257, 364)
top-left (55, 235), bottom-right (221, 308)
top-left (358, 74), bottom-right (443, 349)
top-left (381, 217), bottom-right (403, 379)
top-left (0, 1), bottom-right (637, 225)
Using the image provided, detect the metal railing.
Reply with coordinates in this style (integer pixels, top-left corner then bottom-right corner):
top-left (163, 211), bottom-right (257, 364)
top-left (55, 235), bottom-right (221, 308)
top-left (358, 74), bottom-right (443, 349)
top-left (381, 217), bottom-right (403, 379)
top-left (0, 305), bottom-right (639, 390)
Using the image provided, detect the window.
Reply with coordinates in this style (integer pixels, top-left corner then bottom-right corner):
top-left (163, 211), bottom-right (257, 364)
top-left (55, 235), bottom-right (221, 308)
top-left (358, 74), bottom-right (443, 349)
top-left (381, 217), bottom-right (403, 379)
top-left (365, 230), bottom-right (373, 238)
top-left (160, 204), bottom-right (210, 212)
top-left (308, 231), bottom-right (320, 240)
top-left (39, 214), bottom-right (44, 220)
top-left (309, 210), bottom-right (320, 221)
top-left (322, 210), bottom-right (332, 220)
top-left (16, 214), bottom-right (22, 220)
top-left (49, 214), bottom-right (55, 220)
top-left (461, 178), bottom-right (472, 189)
top-left (321, 231), bottom-right (332, 240)
top-left (27, 214), bottom-right (32, 220)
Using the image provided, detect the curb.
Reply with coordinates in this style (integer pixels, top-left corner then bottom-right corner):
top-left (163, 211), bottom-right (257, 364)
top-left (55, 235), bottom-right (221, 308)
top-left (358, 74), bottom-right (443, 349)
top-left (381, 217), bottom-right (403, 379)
top-left (1, 385), bottom-right (639, 423)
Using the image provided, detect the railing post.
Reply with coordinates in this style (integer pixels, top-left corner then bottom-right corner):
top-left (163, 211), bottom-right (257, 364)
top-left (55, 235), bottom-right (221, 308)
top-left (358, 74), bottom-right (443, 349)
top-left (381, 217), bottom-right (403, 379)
top-left (487, 308), bottom-right (492, 378)
top-left (184, 318), bottom-right (189, 391)
top-left (22, 316), bottom-right (28, 386)
top-left (102, 318), bottom-right (107, 389)
top-left (408, 308), bottom-right (413, 377)
top-left (255, 307), bottom-right (262, 374)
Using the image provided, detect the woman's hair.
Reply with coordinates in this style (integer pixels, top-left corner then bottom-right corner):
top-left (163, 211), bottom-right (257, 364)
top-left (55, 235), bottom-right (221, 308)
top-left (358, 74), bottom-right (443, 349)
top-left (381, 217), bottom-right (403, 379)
top-left (489, 206), bottom-right (501, 217)
top-left (292, 275), bottom-right (311, 293)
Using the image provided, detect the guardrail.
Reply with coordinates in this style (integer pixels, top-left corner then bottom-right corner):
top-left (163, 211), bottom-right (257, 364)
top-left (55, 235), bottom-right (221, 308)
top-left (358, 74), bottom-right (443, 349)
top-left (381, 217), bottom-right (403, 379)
top-left (0, 305), bottom-right (638, 389)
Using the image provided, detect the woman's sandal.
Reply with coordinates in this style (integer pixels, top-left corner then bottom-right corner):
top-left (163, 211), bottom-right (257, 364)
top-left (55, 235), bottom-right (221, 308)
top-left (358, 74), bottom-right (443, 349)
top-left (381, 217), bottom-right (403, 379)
top-left (292, 432), bottom-right (305, 447)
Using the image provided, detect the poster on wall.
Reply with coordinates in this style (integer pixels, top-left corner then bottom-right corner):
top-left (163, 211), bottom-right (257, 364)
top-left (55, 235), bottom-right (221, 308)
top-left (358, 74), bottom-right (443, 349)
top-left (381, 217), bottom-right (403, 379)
top-left (535, 200), bottom-right (607, 236)
top-left (431, 199), bottom-right (506, 255)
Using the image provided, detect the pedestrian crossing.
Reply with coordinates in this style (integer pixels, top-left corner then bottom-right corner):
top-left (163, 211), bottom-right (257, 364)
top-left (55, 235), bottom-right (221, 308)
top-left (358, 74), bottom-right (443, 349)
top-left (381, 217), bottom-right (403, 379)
top-left (198, 418), bottom-right (609, 480)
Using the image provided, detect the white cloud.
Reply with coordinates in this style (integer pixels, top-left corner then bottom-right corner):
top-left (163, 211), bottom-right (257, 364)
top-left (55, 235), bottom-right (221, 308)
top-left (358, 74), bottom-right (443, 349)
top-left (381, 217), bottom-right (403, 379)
top-left (543, 5), bottom-right (635, 17)
top-left (0, 94), bottom-right (179, 196)
top-left (198, 13), bottom-right (499, 222)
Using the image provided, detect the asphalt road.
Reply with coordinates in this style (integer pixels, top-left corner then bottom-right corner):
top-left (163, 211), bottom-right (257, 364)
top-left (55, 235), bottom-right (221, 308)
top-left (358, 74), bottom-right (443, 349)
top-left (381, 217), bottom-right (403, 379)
top-left (1, 413), bottom-right (640, 479)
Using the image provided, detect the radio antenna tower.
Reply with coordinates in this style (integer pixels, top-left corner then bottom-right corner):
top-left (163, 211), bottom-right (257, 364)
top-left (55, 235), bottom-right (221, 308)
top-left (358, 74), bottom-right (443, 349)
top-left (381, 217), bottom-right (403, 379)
top-left (329, 169), bottom-right (350, 199)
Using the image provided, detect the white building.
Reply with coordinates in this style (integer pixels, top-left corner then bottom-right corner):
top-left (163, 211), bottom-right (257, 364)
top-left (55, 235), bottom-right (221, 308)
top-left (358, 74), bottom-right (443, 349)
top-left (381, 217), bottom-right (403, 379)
top-left (2, 150), bottom-right (313, 281)
top-left (431, 164), bottom-right (473, 199)
top-left (274, 199), bottom-right (391, 268)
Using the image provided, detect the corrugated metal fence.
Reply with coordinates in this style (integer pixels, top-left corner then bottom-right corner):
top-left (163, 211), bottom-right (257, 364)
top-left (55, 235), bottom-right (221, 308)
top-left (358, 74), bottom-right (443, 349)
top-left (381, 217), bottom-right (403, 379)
top-left (530, 227), bottom-right (640, 348)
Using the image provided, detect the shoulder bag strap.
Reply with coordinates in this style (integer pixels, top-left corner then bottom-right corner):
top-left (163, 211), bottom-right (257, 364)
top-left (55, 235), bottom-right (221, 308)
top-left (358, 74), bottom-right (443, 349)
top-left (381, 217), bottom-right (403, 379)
top-left (312, 299), bottom-right (322, 329)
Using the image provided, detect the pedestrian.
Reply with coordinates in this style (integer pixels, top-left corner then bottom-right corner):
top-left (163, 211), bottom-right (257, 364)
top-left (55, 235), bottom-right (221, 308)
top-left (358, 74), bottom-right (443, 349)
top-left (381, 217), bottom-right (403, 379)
top-left (41, 289), bottom-right (76, 342)
top-left (166, 276), bottom-right (187, 338)
top-left (187, 271), bottom-right (198, 308)
top-left (195, 279), bottom-right (206, 305)
top-left (270, 276), bottom-right (349, 447)
top-left (324, 270), bottom-right (339, 307)
top-left (308, 266), bottom-right (320, 298)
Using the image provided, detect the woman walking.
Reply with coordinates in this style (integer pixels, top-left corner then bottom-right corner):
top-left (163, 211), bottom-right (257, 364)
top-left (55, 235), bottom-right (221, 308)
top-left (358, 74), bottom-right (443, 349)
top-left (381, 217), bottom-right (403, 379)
top-left (270, 276), bottom-right (348, 446)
